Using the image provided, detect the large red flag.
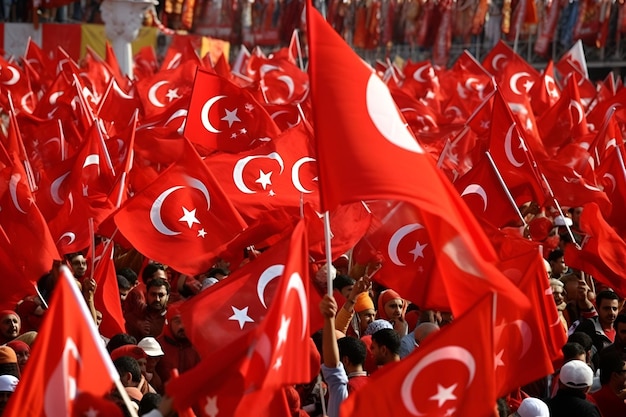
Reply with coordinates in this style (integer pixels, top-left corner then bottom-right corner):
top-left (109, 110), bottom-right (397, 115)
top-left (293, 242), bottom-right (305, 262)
top-left (168, 220), bottom-right (311, 411)
top-left (114, 139), bottom-right (247, 275)
top-left (564, 202), bottom-right (626, 297)
top-left (307, 4), bottom-right (528, 316)
top-left (341, 293), bottom-right (496, 417)
top-left (3, 265), bottom-right (119, 417)
top-left (185, 68), bottom-right (281, 154)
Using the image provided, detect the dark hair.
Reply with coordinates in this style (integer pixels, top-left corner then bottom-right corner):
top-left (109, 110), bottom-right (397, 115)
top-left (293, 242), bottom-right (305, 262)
top-left (598, 351), bottom-right (626, 385)
top-left (147, 278), bottom-right (170, 294)
top-left (372, 328), bottom-right (401, 356)
top-left (141, 263), bottom-right (165, 284)
top-left (562, 342), bottom-right (586, 361)
top-left (596, 290), bottom-right (620, 307)
top-left (206, 268), bottom-right (228, 278)
top-left (117, 267), bottom-right (138, 286)
top-left (107, 333), bottom-right (137, 353)
top-left (614, 314), bottom-right (626, 330)
top-left (113, 356), bottom-right (141, 384)
top-left (337, 336), bottom-right (366, 366)
top-left (138, 393), bottom-right (162, 415)
top-left (568, 332), bottom-right (593, 352)
top-left (548, 249), bottom-right (564, 263)
top-left (117, 275), bottom-right (132, 291)
top-left (333, 275), bottom-right (355, 291)
top-left (64, 252), bottom-right (85, 262)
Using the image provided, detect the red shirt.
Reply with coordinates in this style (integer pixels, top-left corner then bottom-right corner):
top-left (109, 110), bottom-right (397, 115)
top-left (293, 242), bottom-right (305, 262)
top-left (592, 384), bottom-right (626, 417)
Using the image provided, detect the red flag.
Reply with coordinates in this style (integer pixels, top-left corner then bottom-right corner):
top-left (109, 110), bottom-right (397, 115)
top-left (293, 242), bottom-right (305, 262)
top-left (92, 242), bottom-right (125, 338)
top-left (185, 67), bottom-right (281, 154)
top-left (114, 139), bottom-right (247, 275)
top-left (168, 220), bottom-right (311, 410)
top-left (0, 152), bottom-right (61, 311)
top-left (597, 146), bottom-right (626, 234)
top-left (3, 266), bottom-right (119, 417)
top-left (564, 202), bottom-right (626, 297)
top-left (341, 293), bottom-right (496, 417)
top-left (203, 124), bottom-right (319, 222)
top-left (528, 60), bottom-right (561, 116)
top-left (306, 3), bottom-right (528, 316)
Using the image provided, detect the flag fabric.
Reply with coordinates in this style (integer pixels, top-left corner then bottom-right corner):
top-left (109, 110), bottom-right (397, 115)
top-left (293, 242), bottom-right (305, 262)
top-left (92, 241), bottom-right (125, 338)
top-left (168, 220), bottom-right (311, 412)
top-left (114, 139), bottom-right (247, 275)
top-left (596, 146), bottom-right (626, 234)
top-left (306, 2), bottom-right (528, 316)
top-left (341, 293), bottom-right (496, 417)
top-left (3, 265), bottom-right (119, 417)
top-left (564, 202), bottom-right (626, 297)
top-left (184, 67), bottom-right (281, 154)
top-left (203, 123), bottom-right (319, 222)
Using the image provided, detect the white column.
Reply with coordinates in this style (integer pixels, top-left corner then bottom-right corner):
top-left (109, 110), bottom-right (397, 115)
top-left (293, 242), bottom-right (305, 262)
top-left (100, 0), bottom-right (157, 77)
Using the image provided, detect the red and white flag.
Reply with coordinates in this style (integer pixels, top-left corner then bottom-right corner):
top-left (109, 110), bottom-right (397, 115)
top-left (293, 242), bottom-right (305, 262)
top-left (341, 293), bottom-right (496, 417)
top-left (92, 241), bottom-right (125, 338)
top-left (3, 265), bottom-right (119, 417)
top-left (114, 139), bottom-right (247, 275)
top-left (185, 67), bottom-right (281, 154)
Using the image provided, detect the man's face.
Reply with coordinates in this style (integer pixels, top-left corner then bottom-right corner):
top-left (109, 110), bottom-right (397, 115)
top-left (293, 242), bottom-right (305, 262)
top-left (137, 357), bottom-right (147, 375)
top-left (169, 316), bottom-right (186, 340)
top-left (0, 314), bottom-right (20, 340)
top-left (340, 285), bottom-right (353, 300)
top-left (358, 309), bottom-right (376, 333)
top-left (384, 299), bottom-right (403, 320)
top-left (552, 285), bottom-right (565, 306)
top-left (370, 340), bottom-right (386, 366)
top-left (70, 255), bottom-right (87, 278)
top-left (551, 257), bottom-right (567, 276)
top-left (146, 285), bottom-right (169, 311)
top-left (616, 322), bottom-right (626, 346)
top-left (120, 288), bottom-right (130, 302)
top-left (598, 299), bottom-right (619, 328)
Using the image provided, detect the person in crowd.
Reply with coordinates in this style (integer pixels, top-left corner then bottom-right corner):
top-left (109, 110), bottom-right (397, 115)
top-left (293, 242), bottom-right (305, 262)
top-left (0, 311), bottom-right (20, 345)
top-left (138, 337), bottom-right (165, 394)
top-left (125, 262), bottom-right (168, 313)
top-left (334, 276), bottom-right (373, 338)
top-left (508, 397), bottom-right (549, 417)
top-left (0, 346), bottom-right (20, 378)
top-left (548, 249), bottom-right (568, 279)
top-left (370, 328), bottom-right (401, 367)
top-left (118, 275), bottom-right (132, 305)
top-left (6, 341), bottom-right (29, 374)
top-left (333, 274), bottom-right (355, 300)
top-left (155, 303), bottom-right (200, 387)
top-left (576, 290), bottom-right (620, 369)
top-left (591, 351), bottom-right (626, 416)
top-left (600, 314), bottom-right (626, 359)
top-left (0, 375), bottom-right (18, 415)
top-left (550, 278), bottom-right (568, 334)
top-left (377, 289), bottom-right (408, 336)
top-left (547, 359), bottom-right (601, 417)
top-left (399, 321), bottom-right (440, 358)
top-left (107, 333), bottom-right (138, 353)
top-left (124, 278), bottom-right (170, 341)
top-left (112, 356), bottom-right (144, 408)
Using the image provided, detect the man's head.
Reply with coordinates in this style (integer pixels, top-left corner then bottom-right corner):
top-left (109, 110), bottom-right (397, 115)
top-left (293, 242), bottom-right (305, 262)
top-left (337, 336), bottom-right (366, 368)
top-left (414, 322), bottom-right (440, 346)
top-left (598, 351), bottom-right (626, 389)
top-left (549, 279), bottom-right (565, 307)
top-left (596, 290), bottom-right (620, 328)
top-left (0, 311), bottom-right (20, 342)
top-left (167, 309), bottom-right (187, 341)
top-left (548, 249), bottom-right (567, 277)
top-left (0, 375), bottom-right (18, 414)
top-left (559, 359), bottom-right (594, 392)
top-left (106, 333), bottom-right (138, 353)
top-left (614, 314), bottom-right (626, 346)
top-left (377, 289), bottom-right (404, 321)
top-left (569, 206), bottom-right (583, 227)
top-left (117, 267), bottom-right (138, 287)
top-left (146, 278), bottom-right (170, 312)
top-left (568, 332), bottom-right (594, 365)
top-left (113, 356), bottom-right (142, 388)
top-left (333, 275), bottom-right (355, 300)
top-left (354, 293), bottom-right (376, 334)
top-left (111, 346), bottom-right (148, 376)
top-left (561, 342), bottom-right (586, 363)
top-left (117, 275), bottom-right (132, 302)
top-left (138, 337), bottom-right (164, 373)
top-left (141, 263), bottom-right (167, 285)
top-left (371, 328), bottom-right (401, 366)
top-left (66, 252), bottom-right (87, 279)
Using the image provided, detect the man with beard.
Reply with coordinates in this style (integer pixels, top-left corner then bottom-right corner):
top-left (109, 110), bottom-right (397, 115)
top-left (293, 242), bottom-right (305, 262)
top-left (0, 311), bottom-right (20, 345)
top-left (124, 278), bottom-right (170, 341)
top-left (155, 303), bottom-right (200, 387)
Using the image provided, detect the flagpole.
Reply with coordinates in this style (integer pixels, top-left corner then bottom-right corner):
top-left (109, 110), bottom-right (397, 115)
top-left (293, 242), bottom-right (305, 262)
top-left (485, 151), bottom-right (527, 226)
top-left (113, 378), bottom-right (140, 417)
top-left (323, 211), bottom-right (334, 297)
top-left (539, 172), bottom-right (581, 249)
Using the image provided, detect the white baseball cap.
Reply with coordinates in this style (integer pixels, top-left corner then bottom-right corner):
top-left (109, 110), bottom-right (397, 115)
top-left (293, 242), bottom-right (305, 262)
top-left (138, 337), bottom-right (165, 357)
top-left (0, 375), bottom-right (18, 392)
top-left (560, 359), bottom-right (593, 388)
top-left (515, 397), bottom-right (549, 417)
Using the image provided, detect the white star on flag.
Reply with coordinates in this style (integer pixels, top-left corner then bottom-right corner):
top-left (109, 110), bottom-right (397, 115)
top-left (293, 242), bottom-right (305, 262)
top-left (245, 103), bottom-right (254, 111)
top-left (409, 241), bottom-right (428, 261)
top-left (179, 207), bottom-right (200, 228)
top-left (84, 407), bottom-right (99, 417)
top-left (273, 356), bottom-right (283, 370)
top-left (221, 108), bottom-right (241, 127)
top-left (197, 228), bottom-right (207, 238)
top-left (228, 306), bottom-right (254, 329)
top-left (429, 383), bottom-right (458, 408)
top-left (231, 132), bottom-right (238, 139)
top-left (240, 127), bottom-right (247, 134)
top-left (165, 88), bottom-right (181, 102)
top-left (495, 349), bottom-right (505, 368)
top-left (277, 315), bottom-right (291, 349)
top-left (255, 170), bottom-right (273, 190)
top-left (204, 396), bottom-right (219, 417)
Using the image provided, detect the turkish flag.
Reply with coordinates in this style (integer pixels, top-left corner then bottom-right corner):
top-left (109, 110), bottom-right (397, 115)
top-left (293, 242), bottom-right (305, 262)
top-left (0, 56), bottom-right (35, 114)
top-left (244, 53), bottom-right (310, 105)
top-left (596, 146), bottom-right (626, 234)
top-left (495, 249), bottom-right (559, 396)
top-left (3, 266), bottom-right (119, 417)
top-left (341, 293), bottom-right (496, 417)
top-left (0, 152), bottom-right (61, 311)
top-left (92, 241), bottom-right (125, 338)
top-left (564, 202), bottom-right (626, 297)
top-left (203, 123), bottom-right (319, 222)
top-left (528, 60), bottom-right (561, 117)
top-left (307, 4), bottom-right (528, 316)
top-left (114, 139), bottom-right (247, 275)
top-left (454, 155), bottom-right (522, 228)
top-left (168, 220), bottom-right (311, 411)
top-left (261, 103), bottom-right (304, 132)
top-left (134, 60), bottom-right (197, 119)
top-left (185, 67), bottom-right (281, 154)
